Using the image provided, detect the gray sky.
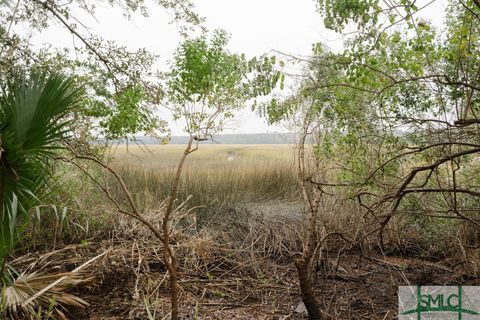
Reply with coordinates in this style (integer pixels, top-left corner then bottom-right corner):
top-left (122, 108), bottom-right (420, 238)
top-left (27, 0), bottom-right (447, 135)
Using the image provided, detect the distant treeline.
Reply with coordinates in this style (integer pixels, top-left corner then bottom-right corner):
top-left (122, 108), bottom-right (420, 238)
top-left (113, 133), bottom-right (297, 145)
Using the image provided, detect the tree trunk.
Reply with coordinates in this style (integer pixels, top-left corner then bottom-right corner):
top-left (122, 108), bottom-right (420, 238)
top-left (296, 257), bottom-right (322, 320)
top-left (295, 128), bottom-right (324, 320)
top-left (163, 136), bottom-right (194, 320)
top-left (296, 190), bottom-right (323, 320)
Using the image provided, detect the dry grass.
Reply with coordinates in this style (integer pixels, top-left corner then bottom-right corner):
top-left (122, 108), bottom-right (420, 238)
top-left (108, 144), bottom-right (301, 213)
top-left (95, 203), bottom-right (305, 319)
top-left (109, 144), bottom-right (295, 168)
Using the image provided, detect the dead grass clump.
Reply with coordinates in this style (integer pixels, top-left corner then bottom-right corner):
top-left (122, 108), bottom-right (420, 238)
top-left (85, 204), bottom-right (306, 318)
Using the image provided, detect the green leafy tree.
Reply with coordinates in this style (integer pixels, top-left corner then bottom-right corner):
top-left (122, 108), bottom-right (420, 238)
top-left (161, 30), bottom-right (282, 320)
top-left (167, 29), bottom-right (282, 139)
top-left (310, 0), bottom-right (480, 238)
top-left (261, 51), bottom-right (382, 319)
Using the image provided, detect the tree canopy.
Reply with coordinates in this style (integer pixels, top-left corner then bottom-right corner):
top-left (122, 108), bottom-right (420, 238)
top-left (0, 0), bottom-right (202, 140)
top-left (260, 0), bottom-right (480, 253)
top-left (166, 30), bottom-right (282, 139)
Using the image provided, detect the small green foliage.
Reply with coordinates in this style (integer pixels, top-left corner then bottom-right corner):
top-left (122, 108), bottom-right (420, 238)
top-left (316, 0), bottom-right (381, 31)
top-left (166, 30), bottom-right (281, 137)
top-left (84, 85), bottom-right (165, 140)
top-left (256, 271), bottom-right (269, 284)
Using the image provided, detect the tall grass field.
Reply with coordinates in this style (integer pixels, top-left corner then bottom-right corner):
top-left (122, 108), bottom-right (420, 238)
top-left (109, 144), bottom-right (301, 213)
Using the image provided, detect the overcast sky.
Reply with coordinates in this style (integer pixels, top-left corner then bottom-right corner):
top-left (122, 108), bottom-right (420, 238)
top-left (27, 0), bottom-right (447, 135)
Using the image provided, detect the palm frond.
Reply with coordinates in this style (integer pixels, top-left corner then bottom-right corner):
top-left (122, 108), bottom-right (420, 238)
top-left (0, 71), bottom-right (85, 281)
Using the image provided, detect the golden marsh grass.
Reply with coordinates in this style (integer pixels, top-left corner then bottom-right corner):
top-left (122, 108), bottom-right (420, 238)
top-left (109, 144), bottom-right (301, 211)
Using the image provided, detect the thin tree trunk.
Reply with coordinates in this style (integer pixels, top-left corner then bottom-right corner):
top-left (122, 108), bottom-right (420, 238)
top-left (295, 129), bottom-right (323, 320)
top-left (296, 192), bottom-right (323, 320)
top-left (163, 136), bottom-right (194, 320)
top-left (66, 147), bottom-right (194, 320)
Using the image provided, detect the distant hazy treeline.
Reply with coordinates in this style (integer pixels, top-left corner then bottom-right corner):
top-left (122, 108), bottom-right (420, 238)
top-left (111, 132), bottom-right (297, 145)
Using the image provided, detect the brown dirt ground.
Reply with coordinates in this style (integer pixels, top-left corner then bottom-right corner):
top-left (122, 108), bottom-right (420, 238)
top-left (13, 238), bottom-right (480, 320)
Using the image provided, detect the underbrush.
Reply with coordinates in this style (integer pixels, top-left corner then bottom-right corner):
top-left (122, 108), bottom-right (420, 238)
top-left (11, 204), bottom-right (305, 319)
top-left (19, 159), bottom-right (480, 274)
top-left (7, 145), bottom-right (480, 319)
top-left (12, 198), bottom-right (480, 319)
top-left (17, 152), bottom-right (480, 273)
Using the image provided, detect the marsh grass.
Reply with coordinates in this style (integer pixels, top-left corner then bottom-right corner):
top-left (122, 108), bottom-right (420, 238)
top-left (109, 144), bottom-right (301, 213)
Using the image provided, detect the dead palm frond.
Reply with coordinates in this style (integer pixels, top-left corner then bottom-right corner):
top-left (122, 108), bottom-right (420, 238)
top-left (2, 269), bottom-right (91, 319)
top-left (1, 250), bottom-right (108, 319)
